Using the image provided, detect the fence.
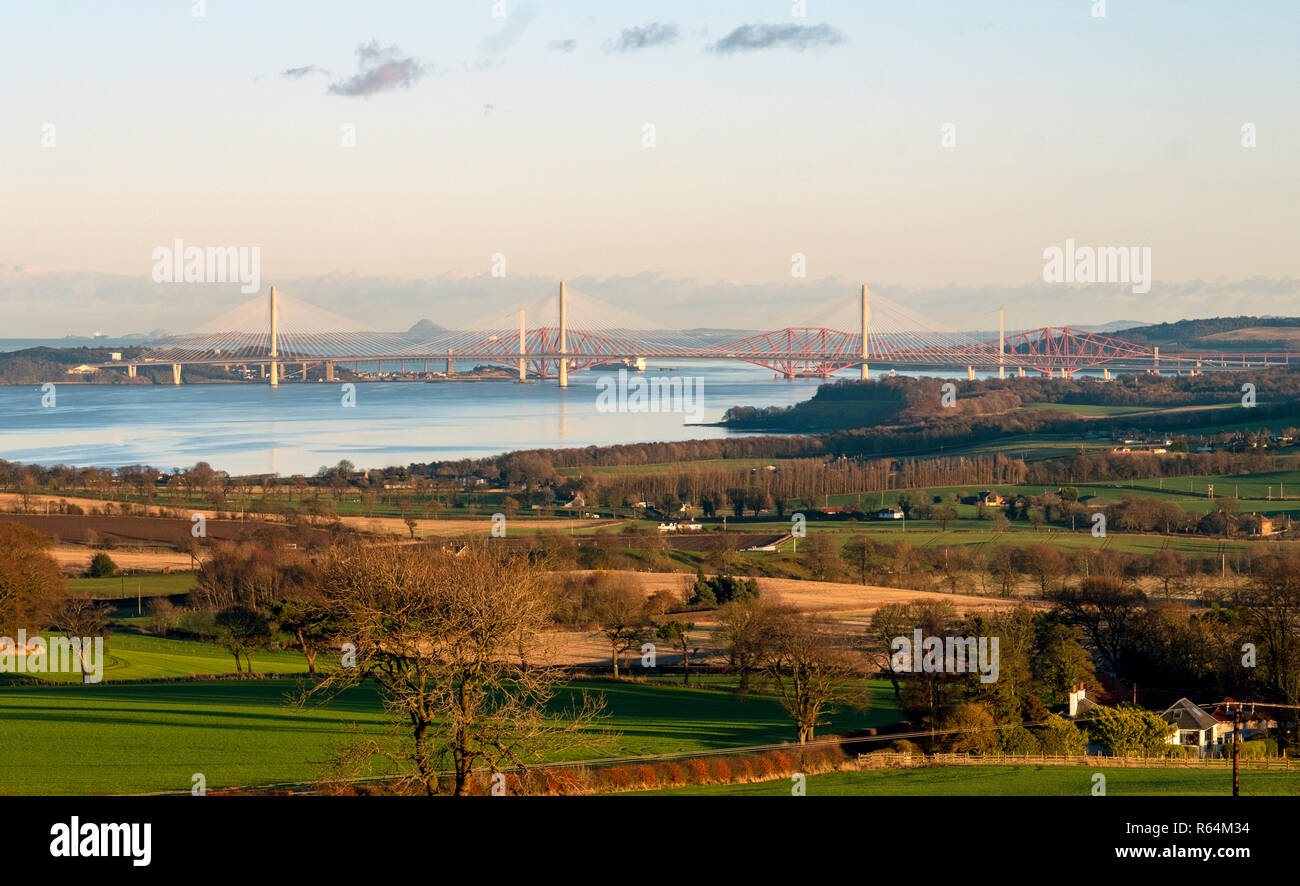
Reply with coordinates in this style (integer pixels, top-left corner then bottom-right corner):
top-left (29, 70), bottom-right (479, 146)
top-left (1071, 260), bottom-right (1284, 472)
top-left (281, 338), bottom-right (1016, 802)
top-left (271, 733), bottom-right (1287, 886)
top-left (858, 751), bottom-right (1300, 771)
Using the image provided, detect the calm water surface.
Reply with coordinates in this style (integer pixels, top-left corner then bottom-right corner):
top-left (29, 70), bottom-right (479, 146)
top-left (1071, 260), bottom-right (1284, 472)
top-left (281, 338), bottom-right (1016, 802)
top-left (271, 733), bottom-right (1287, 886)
top-left (0, 361), bottom-right (828, 475)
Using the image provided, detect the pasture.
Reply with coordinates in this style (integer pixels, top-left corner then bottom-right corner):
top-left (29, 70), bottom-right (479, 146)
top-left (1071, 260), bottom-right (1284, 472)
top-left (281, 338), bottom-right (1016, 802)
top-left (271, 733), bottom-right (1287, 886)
top-left (636, 765), bottom-right (1300, 796)
top-left (0, 678), bottom-right (896, 795)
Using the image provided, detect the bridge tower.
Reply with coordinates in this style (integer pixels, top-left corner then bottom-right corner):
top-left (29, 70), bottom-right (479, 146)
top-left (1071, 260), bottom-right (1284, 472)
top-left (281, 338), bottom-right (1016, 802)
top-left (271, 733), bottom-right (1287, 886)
top-left (268, 285), bottom-right (279, 387)
top-left (558, 280), bottom-right (568, 388)
top-left (519, 309), bottom-right (527, 381)
top-left (860, 284), bottom-right (870, 380)
top-left (998, 307), bottom-right (1006, 379)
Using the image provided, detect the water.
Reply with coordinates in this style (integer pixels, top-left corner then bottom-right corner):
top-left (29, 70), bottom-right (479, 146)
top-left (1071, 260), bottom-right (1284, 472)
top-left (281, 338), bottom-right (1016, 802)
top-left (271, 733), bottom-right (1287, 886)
top-left (0, 361), bottom-right (828, 475)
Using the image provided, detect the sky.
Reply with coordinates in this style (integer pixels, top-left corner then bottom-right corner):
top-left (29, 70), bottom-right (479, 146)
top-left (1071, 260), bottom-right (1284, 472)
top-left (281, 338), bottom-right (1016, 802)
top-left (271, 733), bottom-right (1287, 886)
top-left (1, 0), bottom-right (1297, 336)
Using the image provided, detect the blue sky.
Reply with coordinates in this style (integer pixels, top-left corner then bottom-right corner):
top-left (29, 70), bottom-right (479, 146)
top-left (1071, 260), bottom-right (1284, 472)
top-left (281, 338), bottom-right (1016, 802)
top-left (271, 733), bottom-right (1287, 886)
top-left (1, 0), bottom-right (1297, 335)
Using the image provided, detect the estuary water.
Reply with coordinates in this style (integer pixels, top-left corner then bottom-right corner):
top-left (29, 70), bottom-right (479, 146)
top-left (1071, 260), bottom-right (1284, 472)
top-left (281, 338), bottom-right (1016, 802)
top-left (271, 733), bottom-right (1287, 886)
top-left (0, 361), bottom-right (827, 476)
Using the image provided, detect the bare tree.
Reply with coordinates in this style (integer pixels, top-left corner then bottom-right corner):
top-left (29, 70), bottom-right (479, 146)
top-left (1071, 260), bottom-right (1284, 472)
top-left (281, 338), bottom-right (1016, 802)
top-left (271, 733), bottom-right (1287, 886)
top-left (589, 577), bottom-right (651, 680)
top-left (306, 543), bottom-right (605, 796)
top-left (52, 597), bottom-right (112, 681)
top-left (764, 611), bottom-right (865, 743)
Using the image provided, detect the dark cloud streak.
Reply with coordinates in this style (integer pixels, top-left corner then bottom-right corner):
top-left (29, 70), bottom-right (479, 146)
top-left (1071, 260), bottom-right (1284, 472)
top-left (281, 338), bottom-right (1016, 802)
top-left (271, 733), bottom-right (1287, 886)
top-left (708, 22), bottom-right (846, 54)
top-left (606, 22), bottom-right (679, 53)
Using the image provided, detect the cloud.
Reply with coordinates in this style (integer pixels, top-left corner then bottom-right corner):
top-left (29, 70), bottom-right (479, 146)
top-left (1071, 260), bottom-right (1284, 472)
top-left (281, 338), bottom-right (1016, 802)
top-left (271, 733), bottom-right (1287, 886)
top-left (3, 268), bottom-right (1296, 338)
top-left (281, 65), bottom-right (329, 79)
top-left (480, 2), bottom-right (538, 56)
top-left (708, 22), bottom-right (846, 54)
top-left (547, 38), bottom-right (577, 53)
top-left (328, 42), bottom-right (426, 97)
top-left (606, 22), bottom-right (679, 53)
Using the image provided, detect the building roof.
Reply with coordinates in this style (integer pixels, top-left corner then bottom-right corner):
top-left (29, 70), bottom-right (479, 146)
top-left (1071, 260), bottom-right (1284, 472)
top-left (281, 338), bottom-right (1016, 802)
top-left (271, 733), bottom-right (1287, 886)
top-left (1160, 698), bottom-right (1217, 731)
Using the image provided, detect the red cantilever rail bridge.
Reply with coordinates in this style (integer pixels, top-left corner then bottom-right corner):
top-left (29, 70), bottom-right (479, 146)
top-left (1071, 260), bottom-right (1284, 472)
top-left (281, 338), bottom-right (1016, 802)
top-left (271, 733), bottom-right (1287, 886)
top-left (97, 284), bottom-right (1297, 384)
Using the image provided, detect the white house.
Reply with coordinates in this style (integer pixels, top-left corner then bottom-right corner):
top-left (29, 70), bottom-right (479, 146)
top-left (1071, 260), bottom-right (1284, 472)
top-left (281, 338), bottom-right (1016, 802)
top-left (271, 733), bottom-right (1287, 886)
top-left (1160, 698), bottom-right (1219, 755)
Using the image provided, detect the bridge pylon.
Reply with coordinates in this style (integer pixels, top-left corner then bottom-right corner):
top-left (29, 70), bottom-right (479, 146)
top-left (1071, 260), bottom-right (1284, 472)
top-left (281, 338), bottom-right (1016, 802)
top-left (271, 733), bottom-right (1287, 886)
top-left (268, 285), bottom-right (279, 387)
top-left (860, 284), bottom-right (870, 380)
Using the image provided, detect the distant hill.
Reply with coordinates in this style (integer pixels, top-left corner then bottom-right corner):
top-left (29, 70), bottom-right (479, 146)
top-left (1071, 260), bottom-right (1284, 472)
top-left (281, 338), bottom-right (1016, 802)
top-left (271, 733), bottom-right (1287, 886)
top-left (405, 319), bottom-right (449, 339)
top-left (1115, 316), bottom-right (1300, 350)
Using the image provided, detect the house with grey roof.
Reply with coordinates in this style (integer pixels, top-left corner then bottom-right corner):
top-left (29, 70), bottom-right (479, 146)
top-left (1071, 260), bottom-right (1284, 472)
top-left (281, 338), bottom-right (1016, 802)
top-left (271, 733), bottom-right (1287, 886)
top-left (1160, 698), bottom-right (1220, 755)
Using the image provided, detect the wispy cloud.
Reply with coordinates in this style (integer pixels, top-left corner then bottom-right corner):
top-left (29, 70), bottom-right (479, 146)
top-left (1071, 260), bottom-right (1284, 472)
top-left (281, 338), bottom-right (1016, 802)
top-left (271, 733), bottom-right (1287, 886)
top-left (547, 38), bottom-right (577, 54)
top-left (480, 2), bottom-right (538, 56)
top-left (281, 65), bottom-right (329, 79)
top-left (328, 42), bottom-right (426, 97)
top-left (606, 22), bottom-right (679, 53)
top-left (708, 22), bottom-right (846, 54)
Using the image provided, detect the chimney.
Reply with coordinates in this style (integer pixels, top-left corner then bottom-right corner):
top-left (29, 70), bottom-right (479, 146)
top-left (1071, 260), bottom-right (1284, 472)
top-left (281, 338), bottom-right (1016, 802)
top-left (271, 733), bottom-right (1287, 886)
top-left (1068, 683), bottom-right (1085, 717)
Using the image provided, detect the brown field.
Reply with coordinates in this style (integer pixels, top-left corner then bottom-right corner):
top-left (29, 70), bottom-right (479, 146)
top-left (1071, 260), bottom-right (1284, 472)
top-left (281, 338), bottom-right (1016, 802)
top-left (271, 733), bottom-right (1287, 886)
top-left (0, 513), bottom-right (334, 548)
top-left (48, 544), bottom-right (192, 573)
top-left (534, 571), bottom-right (1021, 667)
top-left (1201, 327), bottom-right (1300, 346)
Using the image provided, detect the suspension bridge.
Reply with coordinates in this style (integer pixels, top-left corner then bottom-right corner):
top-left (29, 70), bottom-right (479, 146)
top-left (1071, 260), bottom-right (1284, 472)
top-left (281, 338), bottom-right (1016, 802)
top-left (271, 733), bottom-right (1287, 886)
top-left (93, 283), bottom-right (1297, 385)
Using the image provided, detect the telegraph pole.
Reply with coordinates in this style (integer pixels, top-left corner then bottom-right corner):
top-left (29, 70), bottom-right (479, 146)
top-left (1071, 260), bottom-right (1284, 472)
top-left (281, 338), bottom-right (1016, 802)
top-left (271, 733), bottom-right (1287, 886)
top-left (1232, 703), bottom-right (1241, 797)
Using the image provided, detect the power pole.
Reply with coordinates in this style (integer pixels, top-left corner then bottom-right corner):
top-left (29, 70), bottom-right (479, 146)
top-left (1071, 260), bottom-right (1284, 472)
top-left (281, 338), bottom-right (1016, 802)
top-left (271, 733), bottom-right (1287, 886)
top-left (1232, 703), bottom-right (1241, 797)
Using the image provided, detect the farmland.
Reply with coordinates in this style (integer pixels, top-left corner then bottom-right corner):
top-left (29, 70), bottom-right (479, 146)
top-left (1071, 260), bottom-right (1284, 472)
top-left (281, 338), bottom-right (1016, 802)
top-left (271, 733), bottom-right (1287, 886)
top-left (0, 678), bottom-right (895, 795)
top-left (634, 765), bottom-right (1300, 796)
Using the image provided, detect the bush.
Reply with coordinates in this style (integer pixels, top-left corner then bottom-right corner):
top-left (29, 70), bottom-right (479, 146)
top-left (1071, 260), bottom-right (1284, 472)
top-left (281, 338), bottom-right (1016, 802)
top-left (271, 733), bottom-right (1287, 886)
top-left (663, 763), bottom-right (684, 785)
top-left (1240, 739), bottom-right (1278, 760)
top-left (88, 552), bottom-right (118, 578)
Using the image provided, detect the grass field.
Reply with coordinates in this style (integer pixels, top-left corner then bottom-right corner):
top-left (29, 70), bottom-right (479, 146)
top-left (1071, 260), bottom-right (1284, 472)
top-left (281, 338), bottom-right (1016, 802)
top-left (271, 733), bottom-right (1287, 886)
top-left (0, 678), bottom-right (896, 795)
top-left (4, 633), bottom-right (316, 683)
top-left (634, 765), bottom-right (1300, 796)
top-left (66, 572), bottom-right (197, 597)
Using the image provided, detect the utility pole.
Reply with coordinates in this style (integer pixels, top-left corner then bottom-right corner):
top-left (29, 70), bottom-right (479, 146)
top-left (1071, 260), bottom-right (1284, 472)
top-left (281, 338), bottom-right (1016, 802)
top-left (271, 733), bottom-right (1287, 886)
top-left (1231, 703), bottom-right (1242, 797)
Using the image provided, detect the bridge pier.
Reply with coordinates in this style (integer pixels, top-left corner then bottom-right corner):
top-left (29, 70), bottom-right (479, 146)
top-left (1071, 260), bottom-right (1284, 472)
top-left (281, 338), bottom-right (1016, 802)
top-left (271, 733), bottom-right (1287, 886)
top-left (325, 362), bottom-right (335, 382)
top-left (127, 364), bottom-right (136, 379)
top-left (1018, 367), bottom-right (1026, 378)
top-left (446, 349), bottom-right (454, 375)
top-left (967, 365), bottom-right (974, 380)
top-left (171, 363), bottom-right (182, 385)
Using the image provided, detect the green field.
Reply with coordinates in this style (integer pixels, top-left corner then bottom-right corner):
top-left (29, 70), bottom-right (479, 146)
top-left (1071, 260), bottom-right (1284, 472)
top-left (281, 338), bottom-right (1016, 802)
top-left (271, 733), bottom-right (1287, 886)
top-left (636, 765), bottom-right (1300, 796)
top-left (67, 572), bottom-right (198, 597)
top-left (6, 633), bottom-right (317, 683)
top-left (0, 678), bottom-right (896, 795)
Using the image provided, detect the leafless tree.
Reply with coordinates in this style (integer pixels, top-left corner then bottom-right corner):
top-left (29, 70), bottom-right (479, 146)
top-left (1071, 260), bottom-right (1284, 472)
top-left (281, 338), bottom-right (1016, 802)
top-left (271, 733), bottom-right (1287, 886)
top-left (305, 543), bottom-right (606, 795)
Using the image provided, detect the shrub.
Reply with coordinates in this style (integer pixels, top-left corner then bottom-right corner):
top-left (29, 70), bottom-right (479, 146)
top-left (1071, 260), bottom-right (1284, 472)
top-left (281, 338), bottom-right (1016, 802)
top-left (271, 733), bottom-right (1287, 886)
top-left (664, 763), bottom-right (684, 785)
top-left (88, 552), bottom-right (118, 577)
top-left (709, 759), bottom-right (732, 783)
top-left (686, 759), bottom-right (710, 784)
top-left (1241, 739), bottom-right (1278, 760)
top-left (636, 765), bottom-right (657, 788)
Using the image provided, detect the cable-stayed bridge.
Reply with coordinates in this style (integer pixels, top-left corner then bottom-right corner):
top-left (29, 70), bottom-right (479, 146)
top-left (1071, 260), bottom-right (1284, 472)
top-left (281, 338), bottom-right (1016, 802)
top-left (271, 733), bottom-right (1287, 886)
top-left (96, 283), bottom-right (1298, 385)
